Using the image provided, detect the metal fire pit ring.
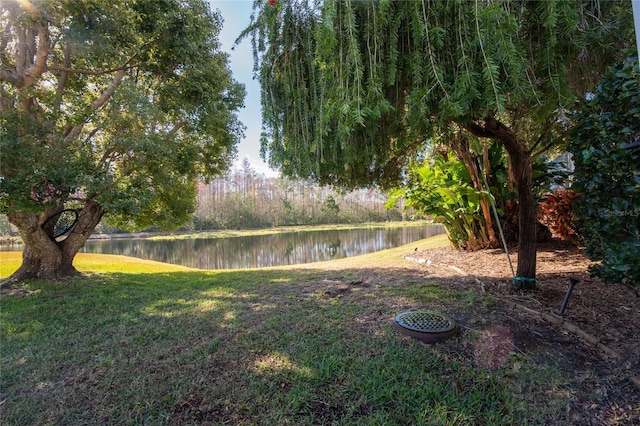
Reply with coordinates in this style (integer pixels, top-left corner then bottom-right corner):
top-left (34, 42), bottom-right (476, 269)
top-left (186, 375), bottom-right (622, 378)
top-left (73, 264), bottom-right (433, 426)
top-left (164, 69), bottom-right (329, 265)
top-left (393, 310), bottom-right (458, 343)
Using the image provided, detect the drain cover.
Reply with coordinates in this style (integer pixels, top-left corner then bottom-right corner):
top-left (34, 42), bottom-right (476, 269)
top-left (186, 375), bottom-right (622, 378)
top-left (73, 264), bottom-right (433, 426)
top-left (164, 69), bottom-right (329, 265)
top-left (393, 310), bottom-right (458, 343)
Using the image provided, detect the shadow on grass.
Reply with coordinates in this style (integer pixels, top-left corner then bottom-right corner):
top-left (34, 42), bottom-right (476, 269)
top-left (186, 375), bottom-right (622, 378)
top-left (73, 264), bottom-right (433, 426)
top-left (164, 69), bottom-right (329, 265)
top-left (1, 266), bottom-right (570, 425)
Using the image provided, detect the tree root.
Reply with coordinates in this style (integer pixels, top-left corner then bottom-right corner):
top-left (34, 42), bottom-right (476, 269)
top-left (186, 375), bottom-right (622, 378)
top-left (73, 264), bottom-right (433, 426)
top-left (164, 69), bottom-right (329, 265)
top-left (0, 276), bottom-right (19, 289)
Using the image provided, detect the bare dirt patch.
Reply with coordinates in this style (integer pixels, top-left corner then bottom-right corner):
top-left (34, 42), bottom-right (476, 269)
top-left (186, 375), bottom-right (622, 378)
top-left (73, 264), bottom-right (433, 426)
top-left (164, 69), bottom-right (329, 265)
top-left (405, 240), bottom-right (640, 425)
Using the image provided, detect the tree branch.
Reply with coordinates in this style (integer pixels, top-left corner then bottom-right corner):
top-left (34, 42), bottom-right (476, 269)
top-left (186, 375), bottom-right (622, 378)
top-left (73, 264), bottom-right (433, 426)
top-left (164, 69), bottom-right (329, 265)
top-left (22, 23), bottom-right (50, 88)
top-left (532, 142), bottom-right (555, 158)
top-left (532, 132), bottom-right (567, 158)
top-left (64, 69), bottom-right (125, 142)
top-left (91, 69), bottom-right (124, 109)
top-left (526, 118), bottom-right (552, 155)
top-left (84, 127), bottom-right (100, 144)
top-left (48, 50), bottom-right (140, 75)
top-left (169, 121), bottom-right (185, 136)
top-left (457, 116), bottom-right (523, 158)
top-left (54, 38), bottom-right (72, 113)
top-left (48, 63), bottom-right (131, 76)
top-left (459, 120), bottom-right (494, 139)
top-left (0, 68), bottom-right (22, 86)
top-left (0, 4), bottom-right (50, 89)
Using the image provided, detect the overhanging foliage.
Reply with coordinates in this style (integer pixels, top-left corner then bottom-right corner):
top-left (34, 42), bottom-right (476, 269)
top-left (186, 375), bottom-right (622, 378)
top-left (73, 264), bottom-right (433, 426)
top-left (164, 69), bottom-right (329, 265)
top-left (243, 0), bottom-right (632, 188)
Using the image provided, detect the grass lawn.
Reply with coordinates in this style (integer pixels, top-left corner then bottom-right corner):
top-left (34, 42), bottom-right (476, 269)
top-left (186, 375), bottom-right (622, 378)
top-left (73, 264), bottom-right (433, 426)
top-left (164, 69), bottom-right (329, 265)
top-left (0, 235), bottom-right (568, 425)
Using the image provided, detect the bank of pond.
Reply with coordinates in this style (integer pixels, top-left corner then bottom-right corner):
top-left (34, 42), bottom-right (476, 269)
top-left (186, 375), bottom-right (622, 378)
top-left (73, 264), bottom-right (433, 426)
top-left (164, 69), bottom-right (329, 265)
top-left (1, 224), bottom-right (445, 270)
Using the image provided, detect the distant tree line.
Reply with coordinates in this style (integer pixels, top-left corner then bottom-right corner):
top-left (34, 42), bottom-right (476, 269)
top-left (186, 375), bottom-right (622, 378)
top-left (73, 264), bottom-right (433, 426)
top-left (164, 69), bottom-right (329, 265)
top-left (191, 159), bottom-right (405, 230)
top-left (0, 159), bottom-right (408, 237)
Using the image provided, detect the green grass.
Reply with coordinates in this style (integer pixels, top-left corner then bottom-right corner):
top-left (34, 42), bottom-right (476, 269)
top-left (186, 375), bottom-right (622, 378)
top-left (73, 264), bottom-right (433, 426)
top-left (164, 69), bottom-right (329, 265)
top-left (0, 235), bottom-right (569, 425)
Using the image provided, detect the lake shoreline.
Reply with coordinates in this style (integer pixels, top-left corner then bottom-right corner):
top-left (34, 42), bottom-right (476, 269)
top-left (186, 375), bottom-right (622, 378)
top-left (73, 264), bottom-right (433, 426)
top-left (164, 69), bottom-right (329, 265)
top-left (1, 220), bottom-right (439, 246)
top-left (77, 223), bottom-right (445, 270)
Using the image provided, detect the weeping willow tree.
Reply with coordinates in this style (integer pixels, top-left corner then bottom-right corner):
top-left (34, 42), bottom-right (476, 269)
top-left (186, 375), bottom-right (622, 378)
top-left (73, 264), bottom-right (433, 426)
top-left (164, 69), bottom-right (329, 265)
top-left (243, 0), bottom-right (633, 284)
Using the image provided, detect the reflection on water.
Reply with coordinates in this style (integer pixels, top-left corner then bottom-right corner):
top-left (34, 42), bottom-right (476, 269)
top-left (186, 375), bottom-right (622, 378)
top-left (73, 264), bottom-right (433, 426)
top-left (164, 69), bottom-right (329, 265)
top-left (77, 225), bottom-right (444, 270)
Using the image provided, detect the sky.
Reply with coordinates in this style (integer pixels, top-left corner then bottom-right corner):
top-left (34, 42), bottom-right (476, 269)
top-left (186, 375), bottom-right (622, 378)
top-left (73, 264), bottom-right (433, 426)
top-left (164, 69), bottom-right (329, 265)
top-left (209, 1), bottom-right (279, 177)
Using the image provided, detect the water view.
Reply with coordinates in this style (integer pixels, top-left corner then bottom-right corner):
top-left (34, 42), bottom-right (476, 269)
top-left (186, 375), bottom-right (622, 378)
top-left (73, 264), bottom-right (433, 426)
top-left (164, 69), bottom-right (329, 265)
top-left (76, 225), bottom-right (445, 270)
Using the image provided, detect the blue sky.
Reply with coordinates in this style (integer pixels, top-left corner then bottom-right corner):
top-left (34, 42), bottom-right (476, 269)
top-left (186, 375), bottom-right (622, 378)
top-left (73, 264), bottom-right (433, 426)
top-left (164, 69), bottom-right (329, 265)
top-left (210, 1), bottom-right (278, 177)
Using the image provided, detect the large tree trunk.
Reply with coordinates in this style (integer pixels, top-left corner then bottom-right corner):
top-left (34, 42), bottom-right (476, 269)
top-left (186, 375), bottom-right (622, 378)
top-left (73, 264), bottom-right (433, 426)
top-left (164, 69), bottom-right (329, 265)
top-left (461, 117), bottom-right (537, 285)
top-left (507, 144), bottom-right (537, 284)
top-left (5, 199), bottom-right (104, 282)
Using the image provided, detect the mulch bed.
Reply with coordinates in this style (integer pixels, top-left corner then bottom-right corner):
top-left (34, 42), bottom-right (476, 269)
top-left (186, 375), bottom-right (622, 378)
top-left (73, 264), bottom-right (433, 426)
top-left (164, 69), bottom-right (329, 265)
top-left (404, 240), bottom-right (640, 425)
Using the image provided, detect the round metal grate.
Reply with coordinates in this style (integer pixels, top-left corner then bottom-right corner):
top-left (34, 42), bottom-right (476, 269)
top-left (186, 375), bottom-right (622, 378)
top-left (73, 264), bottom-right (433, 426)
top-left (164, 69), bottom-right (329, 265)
top-left (394, 311), bottom-right (456, 333)
top-left (393, 310), bottom-right (458, 343)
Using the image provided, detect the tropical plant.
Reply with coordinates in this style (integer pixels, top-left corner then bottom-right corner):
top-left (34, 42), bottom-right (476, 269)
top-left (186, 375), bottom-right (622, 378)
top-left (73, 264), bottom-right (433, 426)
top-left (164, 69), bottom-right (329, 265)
top-left (388, 154), bottom-right (490, 250)
top-left (0, 0), bottom-right (245, 280)
top-left (569, 55), bottom-right (640, 285)
top-left (242, 0), bottom-right (633, 284)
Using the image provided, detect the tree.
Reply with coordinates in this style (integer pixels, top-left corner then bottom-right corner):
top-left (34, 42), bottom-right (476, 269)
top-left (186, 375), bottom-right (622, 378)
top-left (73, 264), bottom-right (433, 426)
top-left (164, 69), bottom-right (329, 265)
top-left (569, 55), bottom-right (640, 285)
top-left (243, 0), bottom-right (633, 285)
top-left (0, 0), bottom-right (245, 281)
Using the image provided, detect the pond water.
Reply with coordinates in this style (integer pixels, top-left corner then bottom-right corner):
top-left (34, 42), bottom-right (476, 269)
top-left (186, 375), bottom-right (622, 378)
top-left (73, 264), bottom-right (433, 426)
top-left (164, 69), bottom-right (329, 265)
top-left (77, 225), bottom-right (445, 270)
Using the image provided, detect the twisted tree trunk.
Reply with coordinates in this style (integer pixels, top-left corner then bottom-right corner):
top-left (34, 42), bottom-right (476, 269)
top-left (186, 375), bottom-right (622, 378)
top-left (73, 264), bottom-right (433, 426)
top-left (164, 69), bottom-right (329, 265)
top-left (5, 199), bottom-right (104, 282)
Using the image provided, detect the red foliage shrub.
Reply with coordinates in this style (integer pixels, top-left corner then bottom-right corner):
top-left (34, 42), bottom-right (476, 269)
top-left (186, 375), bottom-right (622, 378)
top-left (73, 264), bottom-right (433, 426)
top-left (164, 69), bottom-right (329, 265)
top-left (538, 189), bottom-right (582, 244)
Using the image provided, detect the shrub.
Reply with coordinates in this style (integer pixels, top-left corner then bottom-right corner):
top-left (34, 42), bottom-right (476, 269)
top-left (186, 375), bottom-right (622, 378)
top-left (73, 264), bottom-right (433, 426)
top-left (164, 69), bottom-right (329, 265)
top-left (538, 190), bottom-right (582, 244)
top-left (568, 55), bottom-right (640, 285)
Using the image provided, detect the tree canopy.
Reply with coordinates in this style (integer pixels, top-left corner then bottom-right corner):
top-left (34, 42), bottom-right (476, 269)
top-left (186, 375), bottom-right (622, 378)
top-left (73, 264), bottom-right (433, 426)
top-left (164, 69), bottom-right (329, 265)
top-left (245, 0), bottom-right (631, 187)
top-left (0, 0), bottom-right (245, 280)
